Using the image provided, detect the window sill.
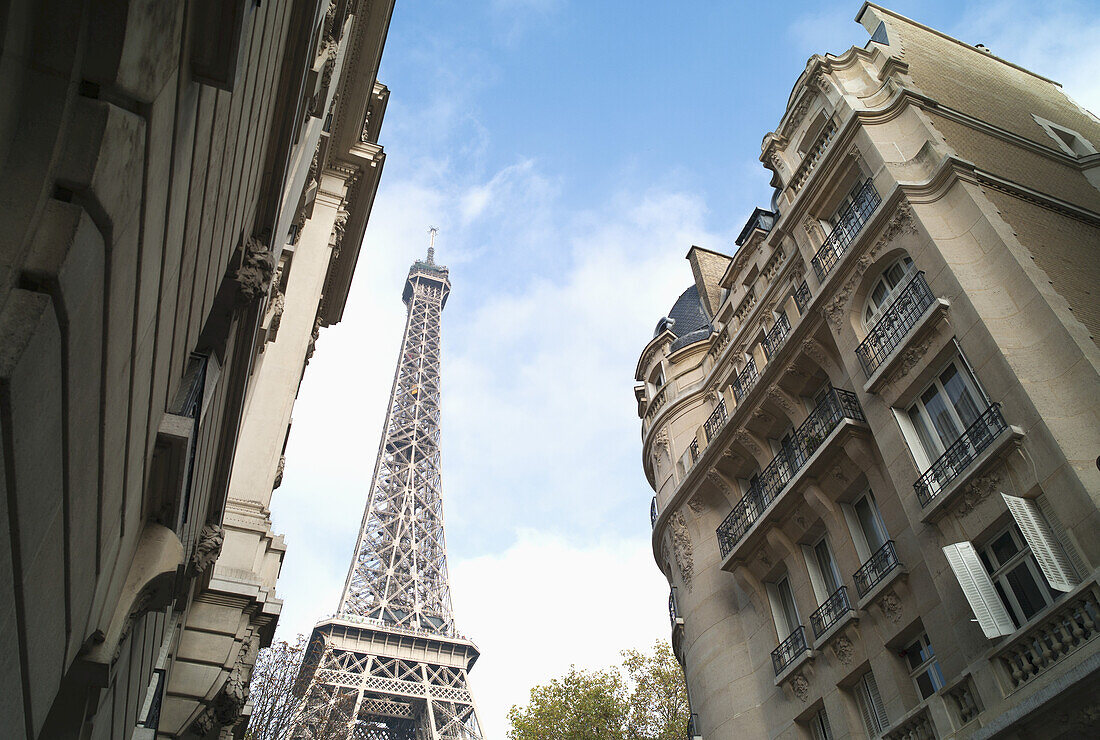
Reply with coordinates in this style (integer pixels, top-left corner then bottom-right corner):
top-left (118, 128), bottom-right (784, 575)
top-left (918, 424), bottom-right (1025, 523)
top-left (863, 297), bottom-right (950, 394)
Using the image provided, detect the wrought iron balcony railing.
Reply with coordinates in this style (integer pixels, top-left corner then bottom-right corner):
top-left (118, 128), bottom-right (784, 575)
top-left (794, 280), bottom-right (811, 313)
top-left (688, 713), bottom-right (702, 740)
top-left (689, 438), bottom-right (700, 464)
top-left (762, 313), bottom-right (792, 360)
top-left (717, 388), bottom-right (865, 557)
top-left (669, 587), bottom-right (682, 629)
top-left (914, 404), bottom-right (1008, 507)
top-left (704, 400), bottom-right (727, 443)
top-left (772, 625), bottom-right (810, 675)
top-left (650, 496), bottom-right (658, 526)
top-left (810, 180), bottom-right (881, 282)
top-left (731, 357), bottom-right (758, 401)
top-left (855, 271), bottom-right (935, 377)
top-left (854, 540), bottom-right (901, 598)
top-left (809, 586), bottom-right (852, 638)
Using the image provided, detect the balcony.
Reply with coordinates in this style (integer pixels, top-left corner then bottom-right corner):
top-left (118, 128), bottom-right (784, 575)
top-left (994, 579), bottom-right (1100, 692)
top-left (717, 388), bottom-right (865, 558)
top-left (791, 121), bottom-right (837, 193)
top-left (704, 400), bottom-right (727, 443)
top-left (856, 271), bottom-right (936, 378)
top-left (772, 625), bottom-right (810, 676)
top-left (883, 705), bottom-right (935, 740)
top-left (810, 586), bottom-right (853, 639)
top-left (854, 540), bottom-right (902, 599)
top-left (762, 313), bottom-right (792, 360)
top-left (689, 438), bottom-right (700, 464)
top-left (810, 180), bottom-right (881, 282)
top-left (644, 384), bottom-right (669, 425)
top-left (688, 713), bottom-right (702, 740)
top-left (731, 357), bottom-right (758, 401)
top-left (914, 404), bottom-right (1010, 508)
top-left (793, 280), bottom-right (811, 313)
top-left (650, 496), bottom-right (657, 527)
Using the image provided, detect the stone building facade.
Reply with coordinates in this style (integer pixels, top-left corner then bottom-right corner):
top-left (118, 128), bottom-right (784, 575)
top-left (0, 1), bottom-right (393, 738)
top-left (637, 5), bottom-right (1100, 739)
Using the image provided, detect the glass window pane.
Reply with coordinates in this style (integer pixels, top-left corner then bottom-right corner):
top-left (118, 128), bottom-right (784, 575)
top-left (915, 670), bottom-right (936, 700)
top-left (908, 406), bottom-right (942, 461)
top-left (1006, 562), bottom-right (1051, 621)
top-left (871, 281), bottom-right (889, 308)
top-left (816, 541), bottom-right (840, 593)
top-left (921, 387), bottom-right (964, 448)
top-left (856, 497), bottom-right (886, 551)
top-left (990, 532), bottom-right (1020, 566)
top-left (941, 363), bottom-right (982, 429)
top-left (779, 578), bottom-right (799, 633)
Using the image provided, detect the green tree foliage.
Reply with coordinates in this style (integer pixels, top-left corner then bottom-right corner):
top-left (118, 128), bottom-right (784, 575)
top-left (507, 641), bottom-right (689, 740)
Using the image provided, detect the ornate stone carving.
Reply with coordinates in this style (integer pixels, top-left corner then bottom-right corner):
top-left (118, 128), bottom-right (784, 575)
top-left (769, 151), bottom-right (784, 172)
top-left (879, 589), bottom-right (903, 623)
top-left (235, 238), bottom-right (275, 302)
top-left (331, 207), bottom-right (350, 255)
top-left (791, 673), bottom-right (810, 701)
top-left (192, 629), bottom-right (261, 735)
top-left (832, 635), bottom-right (854, 664)
top-left (706, 470), bottom-right (732, 496)
top-left (687, 494), bottom-right (706, 515)
top-left (757, 549), bottom-right (772, 568)
top-left (767, 387), bottom-right (798, 417)
top-left (889, 335), bottom-right (935, 384)
top-left (822, 200), bottom-right (917, 333)
top-left (652, 429), bottom-right (670, 468)
top-left (801, 338), bottom-right (832, 369)
top-left (734, 430), bottom-right (762, 457)
top-left (955, 473), bottom-right (1001, 516)
top-left (273, 455), bottom-right (286, 490)
top-left (814, 71), bottom-right (830, 91)
top-left (670, 511), bottom-right (694, 592)
top-left (320, 39), bottom-right (339, 88)
top-left (189, 524), bottom-right (225, 575)
top-left (305, 316), bottom-right (322, 366)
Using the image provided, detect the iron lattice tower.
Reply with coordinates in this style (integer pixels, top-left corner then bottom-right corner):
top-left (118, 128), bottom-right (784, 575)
top-left (292, 246), bottom-right (483, 740)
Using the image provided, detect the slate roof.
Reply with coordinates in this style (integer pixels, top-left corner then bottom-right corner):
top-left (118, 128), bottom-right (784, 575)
top-left (654, 285), bottom-right (712, 352)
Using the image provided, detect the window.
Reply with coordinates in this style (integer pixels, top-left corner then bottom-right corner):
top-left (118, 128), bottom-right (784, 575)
top-left (863, 256), bottom-right (914, 327)
top-left (653, 369), bottom-right (665, 390)
top-left (813, 538), bottom-right (842, 595)
top-left (903, 633), bottom-right (945, 700)
top-left (854, 670), bottom-right (890, 738)
top-left (904, 357), bottom-right (986, 469)
top-left (844, 491), bottom-right (889, 562)
top-left (767, 575), bottom-right (802, 638)
top-left (979, 523), bottom-right (1058, 628)
top-left (1033, 115), bottom-right (1097, 158)
top-left (809, 707), bottom-right (834, 740)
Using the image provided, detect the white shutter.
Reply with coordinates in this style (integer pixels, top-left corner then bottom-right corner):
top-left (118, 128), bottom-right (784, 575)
top-left (802, 544), bottom-right (828, 604)
top-left (942, 542), bottom-right (1016, 638)
top-left (1003, 493), bottom-right (1080, 592)
top-left (766, 582), bottom-right (789, 637)
top-left (864, 671), bottom-right (890, 733)
top-left (855, 679), bottom-right (876, 737)
top-left (1037, 494), bottom-right (1088, 580)
top-left (819, 708), bottom-right (833, 740)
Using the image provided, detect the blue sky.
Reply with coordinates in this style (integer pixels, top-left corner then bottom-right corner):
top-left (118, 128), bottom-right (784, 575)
top-left (271, 1), bottom-right (1100, 734)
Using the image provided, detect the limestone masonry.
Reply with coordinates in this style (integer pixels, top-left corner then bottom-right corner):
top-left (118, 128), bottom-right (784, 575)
top-left (636, 4), bottom-right (1100, 738)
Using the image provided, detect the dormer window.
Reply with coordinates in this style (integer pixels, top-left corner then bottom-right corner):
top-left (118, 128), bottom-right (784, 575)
top-left (1033, 115), bottom-right (1096, 158)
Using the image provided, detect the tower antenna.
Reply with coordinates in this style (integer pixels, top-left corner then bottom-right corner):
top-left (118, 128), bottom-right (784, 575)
top-left (427, 225), bottom-right (438, 263)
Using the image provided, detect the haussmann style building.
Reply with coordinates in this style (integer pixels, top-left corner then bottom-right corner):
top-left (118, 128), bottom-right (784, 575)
top-left (637, 5), bottom-right (1100, 739)
top-left (0, 0), bottom-right (395, 737)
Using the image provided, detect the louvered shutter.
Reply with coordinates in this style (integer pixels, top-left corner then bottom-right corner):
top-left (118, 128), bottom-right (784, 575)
top-left (1003, 493), bottom-right (1080, 592)
top-left (855, 678), bottom-right (877, 737)
top-left (1037, 494), bottom-right (1088, 580)
top-left (864, 671), bottom-right (890, 733)
top-left (802, 544), bottom-right (828, 604)
top-left (818, 707), bottom-right (834, 740)
top-left (942, 542), bottom-right (1016, 638)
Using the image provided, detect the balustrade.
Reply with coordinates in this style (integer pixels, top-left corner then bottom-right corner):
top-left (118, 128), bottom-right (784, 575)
top-left (994, 583), bottom-right (1100, 691)
top-left (944, 676), bottom-right (982, 727)
top-left (856, 271), bottom-right (935, 377)
top-left (914, 404), bottom-right (1008, 507)
top-left (645, 384), bottom-right (669, 424)
top-left (883, 706), bottom-right (936, 740)
top-left (791, 122), bottom-right (837, 192)
top-left (810, 180), bottom-right (881, 282)
top-left (717, 388), bottom-right (865, 557)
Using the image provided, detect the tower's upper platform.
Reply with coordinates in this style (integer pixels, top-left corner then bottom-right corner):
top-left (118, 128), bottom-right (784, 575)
top-left (403, 246), bottom-right (451, 307)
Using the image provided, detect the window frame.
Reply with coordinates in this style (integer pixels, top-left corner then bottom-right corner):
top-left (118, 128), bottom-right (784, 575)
top-left (809, 706), bottom-right (833, 740)
top-left (978, 523), bottom-right (1058, 628)
top-left (900, 355), bottom-right (987, 471)
top-left (1033, 114), bottom-right (1097, 158)
top-left (902, 632), bottom-right (946, 701)
top-left (844, 490), bottom-right (889, 563)
top-left (862, 255), bottom-right (915, 329)
top-left (854, 669), bottom-right (890, 738)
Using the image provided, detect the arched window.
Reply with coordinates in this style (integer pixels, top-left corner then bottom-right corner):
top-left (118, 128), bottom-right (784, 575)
top-left (862, 256), bottom-right (914, 328)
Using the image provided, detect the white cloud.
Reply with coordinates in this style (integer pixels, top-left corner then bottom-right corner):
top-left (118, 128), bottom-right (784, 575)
top-left (450, 531), bottom-right (669, 739)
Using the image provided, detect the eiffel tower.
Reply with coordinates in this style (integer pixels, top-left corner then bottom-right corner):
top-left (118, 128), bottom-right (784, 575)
top-left (292, 238), bottom-right (483, 740)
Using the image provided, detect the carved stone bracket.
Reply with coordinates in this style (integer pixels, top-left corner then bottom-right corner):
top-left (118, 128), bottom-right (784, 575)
top-left (235, 238), bottom-right (275, 302)
top-left (831, 634), bottom-right (855, 665)
top-left (955, 472), bottom-right (1001, 517)
top-left (189, 524), bottom-right (225, 576)
top-left (791, 672), bottom-right (811, 702)
top-left (669, 511), bottom-right (694, 592)
top-left (273, 456), bottom-right (286, 490)
top-left (878, 588), bottom-right (903, 623)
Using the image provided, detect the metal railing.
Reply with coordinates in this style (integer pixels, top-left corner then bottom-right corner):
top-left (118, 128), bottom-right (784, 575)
top-left (855, 271), bottom-right (935, 377)
top-left (914, 404), bottom-right (1008, 507)
top-left (810, 586), bottom-right (852, 638)
top-left (772, 626), bottom-right (810, 675)
top-left (762, 313), bottom-right (792, 360)
top-left (669, 588), bottom-right (681, 629)
top-left (704, 400), bottom-right (727, 443)
top-left (731, 357), bottom-right (758, 401)
top-left (689, 438), bottom-right (700, 463)
top-left (688, 713), bottom-right (702, 739)
top-left (794, 280), bottom-right (811, 313)
top-left (854, 540), bottom-right (901, 598)
top-left (810, 180), bottom-right (881, 282)
top-left (717, 388), bottom-right (865, 557)
top-left (650, 496), bottom-right (658, 526)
